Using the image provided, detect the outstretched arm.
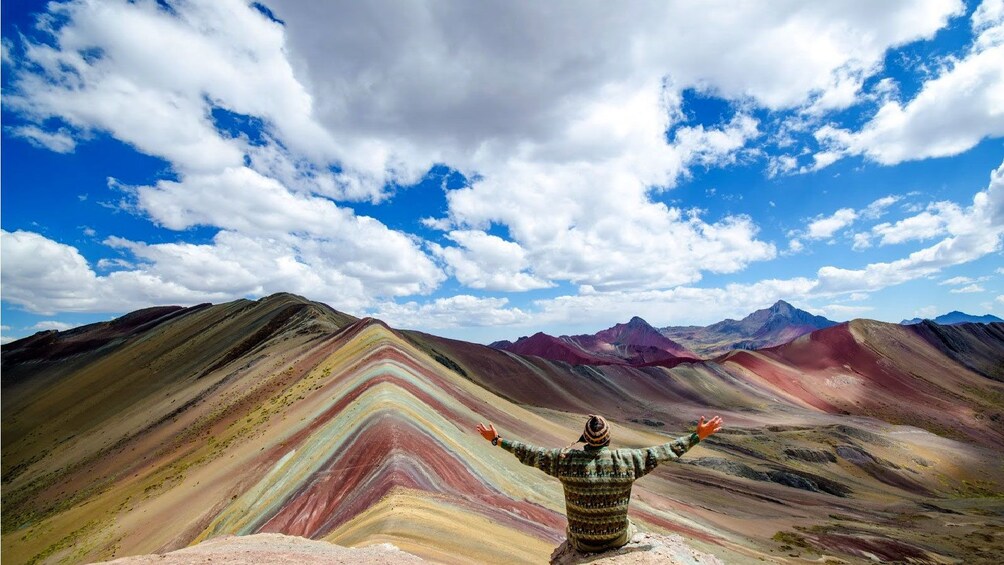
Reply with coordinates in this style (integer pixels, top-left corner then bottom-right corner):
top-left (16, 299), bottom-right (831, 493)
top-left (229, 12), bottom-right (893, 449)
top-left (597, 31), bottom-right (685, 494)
top-left (476, 421), bottom-right (561, 477)
top-left (696, 415), bottom-right (723, 441)
top-left (633, 415), bottom-right (723, 477)
top-left (476, 422), bottom-right (500, 443)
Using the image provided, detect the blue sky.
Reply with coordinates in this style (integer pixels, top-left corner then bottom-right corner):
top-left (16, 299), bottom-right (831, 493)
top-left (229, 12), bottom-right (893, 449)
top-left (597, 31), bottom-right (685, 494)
top-left (2, 0), bottom-right (1003, 344)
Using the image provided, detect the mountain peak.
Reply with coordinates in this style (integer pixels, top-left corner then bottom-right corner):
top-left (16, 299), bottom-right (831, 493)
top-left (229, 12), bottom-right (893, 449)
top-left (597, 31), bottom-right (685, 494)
top-left (769, 300), bottom-right (795, 313)
top-left (661, 301), bottom-right (838, 357)
top-left (626, 316), bottom-right (653, 328)
top-left (750, 300), bottom-right (829, 325)
top-left (931, 311), bottom-right (1003, 325)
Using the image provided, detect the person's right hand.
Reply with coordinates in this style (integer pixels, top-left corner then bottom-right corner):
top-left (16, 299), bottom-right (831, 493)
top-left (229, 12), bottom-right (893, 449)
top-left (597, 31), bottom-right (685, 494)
top-left (696, 415), bottom-right (723, 440)
top-left (476, 422), bottom-right (498, 442)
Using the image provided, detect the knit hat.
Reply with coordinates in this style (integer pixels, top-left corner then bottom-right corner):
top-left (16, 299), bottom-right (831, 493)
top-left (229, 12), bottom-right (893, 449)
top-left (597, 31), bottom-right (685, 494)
top-left (578, 414), bottom-right (610, 447)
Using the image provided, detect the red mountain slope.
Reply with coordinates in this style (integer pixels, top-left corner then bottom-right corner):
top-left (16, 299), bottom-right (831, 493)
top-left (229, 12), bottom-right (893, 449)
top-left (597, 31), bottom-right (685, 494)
top-left (493, 317), bottom-right (696, 366)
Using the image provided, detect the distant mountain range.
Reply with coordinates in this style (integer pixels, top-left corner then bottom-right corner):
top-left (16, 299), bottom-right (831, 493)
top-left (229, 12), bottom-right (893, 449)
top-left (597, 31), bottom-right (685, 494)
top-left (660, 300), bottom-right (839, 357)
top-left (900, 311), bottom-right (1004, 325)
top-left (490, 316), bottom-right (696, 366)
top-left (492, 300), bottom-right (839, 363)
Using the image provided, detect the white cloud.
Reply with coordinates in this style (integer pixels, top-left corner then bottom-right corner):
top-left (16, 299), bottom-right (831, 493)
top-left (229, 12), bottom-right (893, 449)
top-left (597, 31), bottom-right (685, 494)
top-left (870, 206), bottom-right (954, 245)
top-left (801, 195), bottom-right (903, 247)
top-left (1, 229), bottom-right (104, 315)
top-left (433, 231), bottom-right (552, 292)
top-left (372, 295), bottom-right (531, 330)
top-left (915, 305), bottom-right (939, 318)
top-left (950, 284), bottom-right (985, 293)
top-left (817, 304), bottom-right (873, 319)
top-left (511, 160), bottom-right (1000, 329)
top-left (31, 321), bottom-right (76, 331)
top-left (997, 294), bottom-right (1004, 303)
top-left (0, 325), bottom-right (14, 343)
top-left (6, 0), bottom-right (334, 174)
top-left (96, 258), bottom-right (134, 270)
top-left (852, 232), bottom-right (873, 251)
top-left (767, 155), bottom-right (798, 178)
top-left (814, 2), bottom-right (1004, 167)
top-left (4, 0), bottom-right (990, 329)
top-left (6, 125), bottom-right (77, 153)
top-left (861, 195), bottom-right (902, 219)
top-left (814, 159), bottom-right (1004, 293)
top-left (806, 208), bottom-right (857, 239)
top-left (528, 278), bottom-right (820, 329)
top-left (973, 0), bottom-right (1004, 50)
top-left (132, 167), bottom-right (444, 296)
top-left (0, 228), bottom-right (440, 315)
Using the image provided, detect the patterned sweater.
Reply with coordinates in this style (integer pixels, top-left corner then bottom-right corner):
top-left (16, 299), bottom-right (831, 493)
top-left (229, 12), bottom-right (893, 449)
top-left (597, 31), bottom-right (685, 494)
top-left (501, 433), bottom-right (700, 552)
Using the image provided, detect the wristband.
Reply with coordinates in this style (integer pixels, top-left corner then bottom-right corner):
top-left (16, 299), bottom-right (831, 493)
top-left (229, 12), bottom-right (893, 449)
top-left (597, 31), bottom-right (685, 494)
top-left (492, 435), bottom-right (500, 446)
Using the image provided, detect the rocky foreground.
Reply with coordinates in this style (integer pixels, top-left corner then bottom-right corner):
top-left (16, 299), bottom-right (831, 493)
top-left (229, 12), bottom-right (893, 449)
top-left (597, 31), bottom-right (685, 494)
top-left (95, 533), bottom-right (425, 564)
top-left (94, 532), bottom-right (725, 565)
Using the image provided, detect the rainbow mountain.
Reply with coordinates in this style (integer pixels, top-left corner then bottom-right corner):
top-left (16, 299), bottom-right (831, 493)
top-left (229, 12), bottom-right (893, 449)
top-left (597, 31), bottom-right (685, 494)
top-left (3, 293), bottom-right (1004, 564)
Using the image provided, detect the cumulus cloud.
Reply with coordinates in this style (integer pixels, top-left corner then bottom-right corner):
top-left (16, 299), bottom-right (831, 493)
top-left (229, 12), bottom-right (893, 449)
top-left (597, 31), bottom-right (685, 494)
top-left (432, 231), bottom-right (551, 292)
top-left (3, 0), bottom-right (991, 331)
top-left (861, 195), bottom-right (902, 219)
top-left (1, 229), bottom-right (241, 314)
top-left (1, 229), bottom-right (105, 314)
top-left (814, 0), bottom-right (1004, 167)
top-left (940, 275), bottom-right (982, 285)
top-left (372, 295), bottom-right (531, 330)
top-left (527, 278), bottom-right (820, 329)
top-left (817, 304), bottom-right (873, 318)
top-left (851, 232), bottom-right (873, 251)
top-left (30, 321), bottom-right (76, 331)
top-left (1, 228), bottom-right (439, 315)
top-left (798, 195), bottom-right (901, 246)
top-left (806, 208), bottom-right (858, 239)
top-left (6, 125), bottom-right (77, 153)
top-left (5, 0), bottom-right (334, 173)
top-left (503, 158), bottom-right (1004, 331)
top-left (814, 159), bottom-right (1004, 293)
top-left (870, 205), bottom-right (958, 245)
top-left (950, 284), bottom-right (985, 293)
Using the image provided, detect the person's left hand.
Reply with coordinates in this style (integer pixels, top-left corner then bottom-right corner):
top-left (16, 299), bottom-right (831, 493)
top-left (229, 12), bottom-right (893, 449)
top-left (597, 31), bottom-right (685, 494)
top-left (476, 422), bottom-right (498, 442)
top-left (696, 415), bottom-right (723, 440)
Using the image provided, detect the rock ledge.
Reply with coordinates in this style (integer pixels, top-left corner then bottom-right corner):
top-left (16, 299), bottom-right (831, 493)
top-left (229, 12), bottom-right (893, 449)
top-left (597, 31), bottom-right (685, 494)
top-left (550, 532), bottom-right (724, 565)
top-left (94, 533), bottom-right (425, 564)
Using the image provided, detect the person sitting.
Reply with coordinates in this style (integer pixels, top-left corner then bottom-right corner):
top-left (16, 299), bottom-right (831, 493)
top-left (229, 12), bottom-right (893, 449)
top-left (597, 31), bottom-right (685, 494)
top-left (476, 414), bottom-right (723, 553)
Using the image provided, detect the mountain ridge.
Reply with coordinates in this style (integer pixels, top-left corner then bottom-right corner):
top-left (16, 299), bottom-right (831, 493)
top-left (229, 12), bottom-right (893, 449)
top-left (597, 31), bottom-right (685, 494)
top-left (901, 310), bottom-right (1004, 325)
top-left (660, 300), bottom-right (839, 357)
top-left (491, 316), bottom-right (696, 366)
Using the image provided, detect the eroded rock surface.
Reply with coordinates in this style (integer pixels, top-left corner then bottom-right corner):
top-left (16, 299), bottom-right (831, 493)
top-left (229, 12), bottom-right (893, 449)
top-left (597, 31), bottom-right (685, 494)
top-left (94, 534), bottom-right (425, 564)
top-left (549, 532), bottom-right (724, 565)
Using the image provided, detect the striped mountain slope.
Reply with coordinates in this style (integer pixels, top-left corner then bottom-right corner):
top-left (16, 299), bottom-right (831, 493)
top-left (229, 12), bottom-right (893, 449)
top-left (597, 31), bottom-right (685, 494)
top-left (3, 294), bottom-right (1003, 564)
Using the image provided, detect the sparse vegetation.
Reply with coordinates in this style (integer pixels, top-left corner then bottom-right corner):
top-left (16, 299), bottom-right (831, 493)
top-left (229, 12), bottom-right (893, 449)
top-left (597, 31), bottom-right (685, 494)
top-left (772, 530), bottom-right (815, 553)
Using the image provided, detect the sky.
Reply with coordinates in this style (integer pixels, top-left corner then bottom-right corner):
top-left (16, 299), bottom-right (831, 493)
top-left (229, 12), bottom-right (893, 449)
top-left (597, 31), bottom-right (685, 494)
top-left (2, 0), bottom-right (1003, 345)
